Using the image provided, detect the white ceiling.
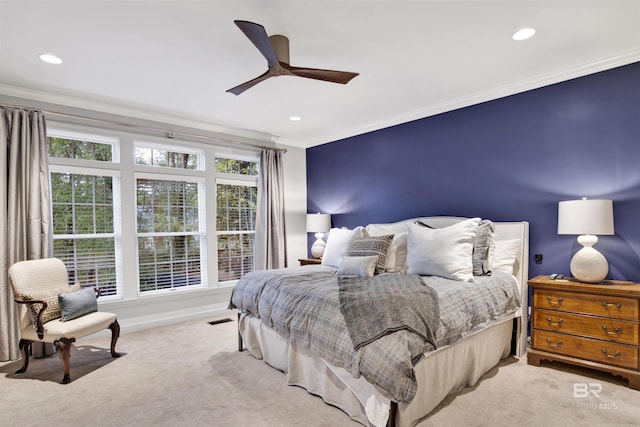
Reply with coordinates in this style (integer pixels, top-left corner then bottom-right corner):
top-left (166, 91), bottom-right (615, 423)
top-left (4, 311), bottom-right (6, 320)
top-left (1, 1), bottom-right (639, 148)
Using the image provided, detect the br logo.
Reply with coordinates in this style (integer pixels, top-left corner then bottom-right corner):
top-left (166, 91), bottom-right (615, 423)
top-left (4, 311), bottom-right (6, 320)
top-left (573, 382), bottom-right (602, 398)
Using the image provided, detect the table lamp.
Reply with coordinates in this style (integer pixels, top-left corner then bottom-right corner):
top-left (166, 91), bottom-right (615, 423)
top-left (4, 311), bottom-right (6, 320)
top-left (557, 198), bottom-right (614, 283)
top-left (306, 213), bottom-right (331, 258)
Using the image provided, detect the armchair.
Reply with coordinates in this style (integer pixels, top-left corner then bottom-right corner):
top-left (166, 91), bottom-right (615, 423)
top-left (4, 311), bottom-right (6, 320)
top-left (8, 258), bottom-right (120, 384)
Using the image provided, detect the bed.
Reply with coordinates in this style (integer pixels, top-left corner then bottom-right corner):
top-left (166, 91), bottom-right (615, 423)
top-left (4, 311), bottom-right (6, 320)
top-left (230, 216), bottom-right (529, 427)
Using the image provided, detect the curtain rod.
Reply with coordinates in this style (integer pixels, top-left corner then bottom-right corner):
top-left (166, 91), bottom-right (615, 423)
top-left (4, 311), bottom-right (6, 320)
top-left (0, 102), bottom-right (42, 112)
top-left (0, 102), bottom-right (287, 153)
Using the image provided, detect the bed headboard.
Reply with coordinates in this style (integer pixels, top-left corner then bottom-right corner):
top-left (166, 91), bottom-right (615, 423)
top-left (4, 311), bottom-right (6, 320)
top-left (370, 216), bottom-right (530, 356)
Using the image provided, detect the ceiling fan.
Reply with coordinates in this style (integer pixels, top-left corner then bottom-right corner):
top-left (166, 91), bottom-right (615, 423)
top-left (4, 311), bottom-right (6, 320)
top-left (226, 20), bottom-right (359, 95)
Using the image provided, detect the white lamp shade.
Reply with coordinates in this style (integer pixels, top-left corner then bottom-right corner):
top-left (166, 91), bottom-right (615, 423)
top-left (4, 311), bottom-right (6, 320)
top-left (558, 199), bottom-right (614, 235)
top-left (306, 213), bottom-right (331, 233)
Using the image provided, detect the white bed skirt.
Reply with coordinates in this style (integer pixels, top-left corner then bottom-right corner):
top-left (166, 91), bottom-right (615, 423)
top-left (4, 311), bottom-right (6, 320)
top-left (239, 314), bottom-right (514, 427)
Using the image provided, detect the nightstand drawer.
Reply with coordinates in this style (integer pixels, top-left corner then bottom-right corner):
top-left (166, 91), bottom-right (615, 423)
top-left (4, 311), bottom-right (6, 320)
top-left (534, 330), bottom-right (639, 370)
top-left (533, 310), bottom-right (639, 345)
top-left (298, 258), bottom-right (322, 266)
top-left (533, 289), bottom-right (639, 320)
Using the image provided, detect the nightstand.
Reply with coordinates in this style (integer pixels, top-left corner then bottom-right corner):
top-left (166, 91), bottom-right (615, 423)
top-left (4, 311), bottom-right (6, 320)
top-left (298, 258), bottom-right (322, 266)
top-left (527, 275), bottom-right (640, 389)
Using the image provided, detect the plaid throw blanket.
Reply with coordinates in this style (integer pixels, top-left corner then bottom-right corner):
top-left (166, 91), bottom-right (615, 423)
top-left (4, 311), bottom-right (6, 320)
top-left (338, 274), bottom-right (439, 351)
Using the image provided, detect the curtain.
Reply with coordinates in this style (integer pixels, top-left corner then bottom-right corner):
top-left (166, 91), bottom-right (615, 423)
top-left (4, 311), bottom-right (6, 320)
top-left (254, 148), bottom-right (287, 270)
top-left (0, 107), bottom-right (52, 361)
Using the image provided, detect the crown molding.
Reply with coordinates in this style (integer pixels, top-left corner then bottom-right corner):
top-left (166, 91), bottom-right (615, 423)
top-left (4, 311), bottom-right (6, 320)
top-left (4, 49), bottom-right (639, 151)
top-left (0, 84), bottom-right (276, 144)
top-left (287, 50), bottom-right (640, 148)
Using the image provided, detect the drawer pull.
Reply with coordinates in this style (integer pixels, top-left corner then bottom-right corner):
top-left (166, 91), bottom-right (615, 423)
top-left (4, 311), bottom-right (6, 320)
top-left (546, 338), bottom-right (563, 348)
top-left (601, 325), bottom-right (622, 335)
top-left (601, 301), bottom-right (622, 309)
top-left (601, 348), bottom-right (622, 359)
top-left (546, 296), bottom-right (563, 306)
top-left (546, 317), bottom-right (563, 327)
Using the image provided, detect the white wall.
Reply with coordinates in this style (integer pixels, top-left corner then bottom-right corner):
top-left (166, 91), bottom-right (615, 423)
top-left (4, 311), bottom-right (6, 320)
top-left (283, 145), bottom-right (308, 266)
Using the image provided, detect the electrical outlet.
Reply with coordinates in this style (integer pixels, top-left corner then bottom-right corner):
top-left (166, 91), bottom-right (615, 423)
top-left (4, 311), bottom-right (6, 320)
top-left (534, 254), bottom-right (543, 264)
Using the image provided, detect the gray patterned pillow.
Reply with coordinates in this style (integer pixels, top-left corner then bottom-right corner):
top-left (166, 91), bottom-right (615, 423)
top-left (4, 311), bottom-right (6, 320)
top-left (23, 283), bottom-right (81, 324)
top-left (348, 234), bottom-right (394, 275)
top-left (472, 219), bottom-right (496, 276)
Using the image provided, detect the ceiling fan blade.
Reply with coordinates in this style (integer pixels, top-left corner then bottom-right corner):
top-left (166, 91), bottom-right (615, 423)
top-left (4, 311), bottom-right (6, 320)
top-left (287, 65), bottom-right (359, 84)
top-left (226, 69), bottom-right (274, 95)
top-left (234, 20), bottom-right (278, 67)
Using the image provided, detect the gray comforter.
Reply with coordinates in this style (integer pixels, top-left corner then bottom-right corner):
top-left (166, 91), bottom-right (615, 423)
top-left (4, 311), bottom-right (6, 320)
top-left (229, 266), bottom-right (520, 404)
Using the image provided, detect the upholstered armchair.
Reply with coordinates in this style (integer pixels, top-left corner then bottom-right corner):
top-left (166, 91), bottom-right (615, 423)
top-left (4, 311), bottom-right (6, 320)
top-left (8, 258), bottom-right (120, 384)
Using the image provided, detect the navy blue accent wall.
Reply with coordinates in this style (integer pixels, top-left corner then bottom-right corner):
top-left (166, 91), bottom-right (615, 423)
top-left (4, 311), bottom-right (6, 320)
top-left (306, 62), bottom-right (640, 281)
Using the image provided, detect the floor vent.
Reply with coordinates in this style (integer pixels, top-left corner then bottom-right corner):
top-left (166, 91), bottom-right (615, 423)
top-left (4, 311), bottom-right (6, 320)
top-left (207, 318), bottom-right (234, 326)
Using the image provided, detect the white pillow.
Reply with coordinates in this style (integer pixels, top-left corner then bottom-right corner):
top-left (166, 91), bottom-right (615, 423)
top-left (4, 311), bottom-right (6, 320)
top-left (337, 255), bottom-right (379, 278)
top-left (406, 218), bottom-right (481, 282)
top-left (321, 227), bottom-right (365, 268)
top-left (386, 233), bottom-right (407, 272)
top-left (366, 223), bottom-right (409, 272)
top-left (492, 239), bottom-right (521, 275)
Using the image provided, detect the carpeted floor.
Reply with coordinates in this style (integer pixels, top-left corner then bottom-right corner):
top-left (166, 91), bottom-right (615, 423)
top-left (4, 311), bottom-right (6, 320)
top-left (1, 317), bottom-right (638, 426)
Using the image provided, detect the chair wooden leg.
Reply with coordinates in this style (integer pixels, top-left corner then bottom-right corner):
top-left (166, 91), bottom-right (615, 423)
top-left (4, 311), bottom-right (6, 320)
top-left (54, 338), bottom-right (76, 384)
top-left (109, 320), bottom-right (121, 358)
top-left (15, 339), bottom-right (33, 374)
top-left (238, 312), bottom-right (244, 352)
top-left (386, 401), bottom-right (398, 427)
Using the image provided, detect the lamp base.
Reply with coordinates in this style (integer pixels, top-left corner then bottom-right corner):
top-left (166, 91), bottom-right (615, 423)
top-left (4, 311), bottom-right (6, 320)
top-left (570, 235), bottom-right (608, 283)
top-left (311, 233), bottom-right (326, 258)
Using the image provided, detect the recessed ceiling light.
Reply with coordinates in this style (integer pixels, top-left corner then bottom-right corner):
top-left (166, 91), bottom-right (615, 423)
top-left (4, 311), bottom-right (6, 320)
top-left (38, 53), bottom-right (63, 64)
top-left (512, 28), bottom-right (536, 41)
top-left (289, 116), bottom-right (302, 121)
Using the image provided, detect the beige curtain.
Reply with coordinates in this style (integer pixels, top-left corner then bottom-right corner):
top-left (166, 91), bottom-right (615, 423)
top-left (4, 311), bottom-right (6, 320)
top-left (0, 107), bottom-right (52, 361)
top-left (254, 148), bottom-right (287, 270)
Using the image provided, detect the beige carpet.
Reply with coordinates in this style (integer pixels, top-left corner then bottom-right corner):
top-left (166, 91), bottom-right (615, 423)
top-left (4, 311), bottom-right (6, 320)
top-left (1, 317), bottom-right (638, 426)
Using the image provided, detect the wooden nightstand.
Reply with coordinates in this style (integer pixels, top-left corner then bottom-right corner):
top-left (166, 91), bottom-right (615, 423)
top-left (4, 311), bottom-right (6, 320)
top-left (527, 275), bottom-right (640, 389)
top-left (298, 258), bottom-right (322, 266)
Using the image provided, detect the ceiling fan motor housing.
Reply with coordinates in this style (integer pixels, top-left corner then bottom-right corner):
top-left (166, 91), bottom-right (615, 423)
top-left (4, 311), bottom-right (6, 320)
top-left (269, 35), bottom-right (290, 64)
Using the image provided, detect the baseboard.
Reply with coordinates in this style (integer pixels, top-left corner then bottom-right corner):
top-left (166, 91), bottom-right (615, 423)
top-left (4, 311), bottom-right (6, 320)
top-left (77, 306), bottom-right (234, 341)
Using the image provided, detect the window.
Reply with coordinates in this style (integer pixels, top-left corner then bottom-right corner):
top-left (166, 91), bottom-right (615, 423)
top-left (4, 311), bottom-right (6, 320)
top-left (136, 176), bottom-right (205, 293)
top-left (215, 157), bottom-right (258, 175)
top-left (135, 145), bottom-right (199, 170)
top-left (47, 125), bottom-right (260, 301)
top-left (48, 131), bottom-right (121, 296)
top-left (48, 135), bottom-right (113, 162)
top-left (215, 157), bottom-right (259, 282)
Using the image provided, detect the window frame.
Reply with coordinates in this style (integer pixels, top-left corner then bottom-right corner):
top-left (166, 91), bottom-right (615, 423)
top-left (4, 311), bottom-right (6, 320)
top-left (47, 132), bottom-right (123, 300)
top-left (48, 128), bottom-right (120, 164)
top-left (134, 171), bottom-right (208, 296)
top-left (46, 121), bottom-right (262, 302)
top-left (213, 154), bottom-right (259, 286)
top-left (133, 140), bottom-right (204, 171)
